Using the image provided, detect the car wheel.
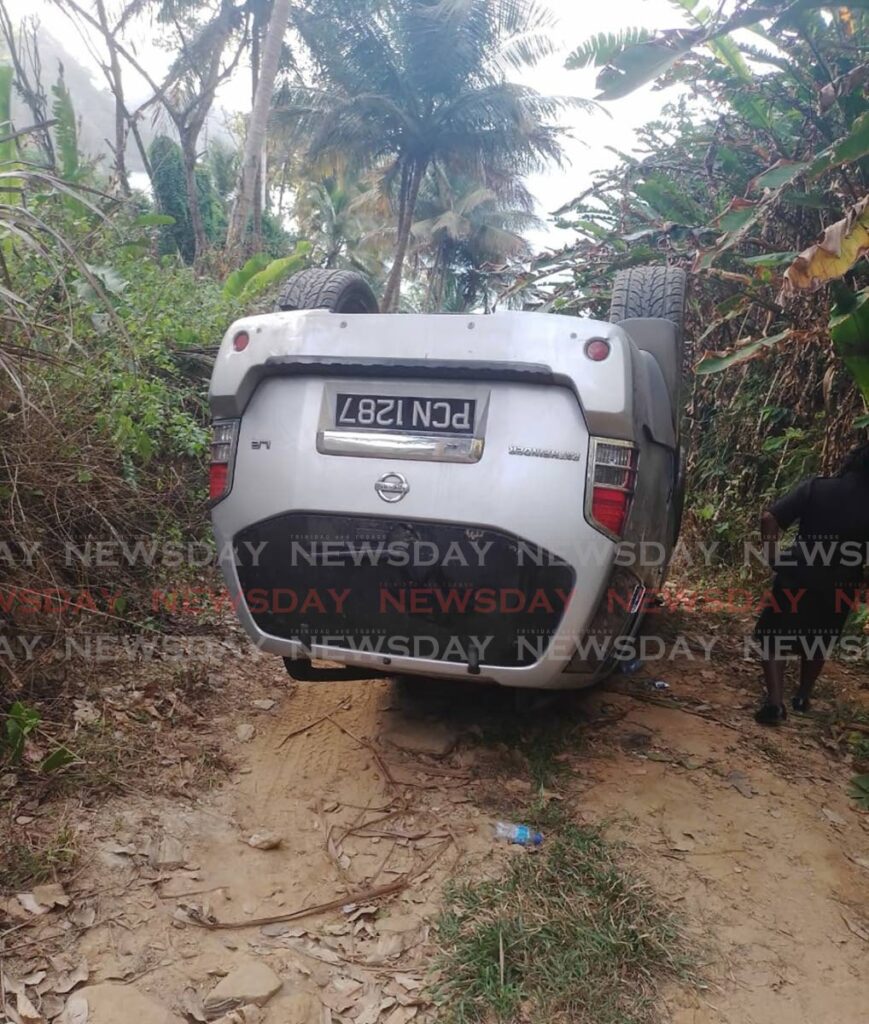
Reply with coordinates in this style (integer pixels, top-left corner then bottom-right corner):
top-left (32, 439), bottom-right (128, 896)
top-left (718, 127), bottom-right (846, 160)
top-left (609, 264), bottom-right (686, 329)
top-left (609, 265), bottom-right (688, 367)
top-left (277, 268), bottom-right (379, 314)
top-left (611, 265), bottom-right (689, 548)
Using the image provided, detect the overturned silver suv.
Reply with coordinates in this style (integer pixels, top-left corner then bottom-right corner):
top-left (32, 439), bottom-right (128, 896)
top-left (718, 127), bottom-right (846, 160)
top-left (209, 265), bottom-right (687, 689)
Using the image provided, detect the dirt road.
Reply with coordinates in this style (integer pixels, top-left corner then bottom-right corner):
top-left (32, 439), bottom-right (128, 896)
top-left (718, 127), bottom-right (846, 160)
top-left (3, 637), bottom-right (868, 1024)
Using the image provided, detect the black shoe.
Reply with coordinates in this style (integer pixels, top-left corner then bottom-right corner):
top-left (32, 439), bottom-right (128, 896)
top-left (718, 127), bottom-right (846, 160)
top-left (791, 695), bottom-right (811, 713)
top-left (754, 703), bottom-right (787, 726)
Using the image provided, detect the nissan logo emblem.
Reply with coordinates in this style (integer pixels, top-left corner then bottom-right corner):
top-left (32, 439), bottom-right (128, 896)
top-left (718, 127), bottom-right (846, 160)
top-left (375, 472), bottom-right (409, 503)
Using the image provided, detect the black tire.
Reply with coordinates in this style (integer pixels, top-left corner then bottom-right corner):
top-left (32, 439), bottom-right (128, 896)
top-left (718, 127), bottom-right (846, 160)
top-left (609, 265), bottom-right (686, 333)
top-left (277, 268), bottom-right (379, 314)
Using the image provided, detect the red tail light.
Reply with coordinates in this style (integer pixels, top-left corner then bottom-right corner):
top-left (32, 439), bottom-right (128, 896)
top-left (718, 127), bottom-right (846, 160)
top-left (209, 420), bottom-right (239, 504)
top-left (209, 463), bottom-right (229, 501)
top-left (592, 486), bottom-right (630, 535)
top-left (586, 439), bottom-right (638, 540)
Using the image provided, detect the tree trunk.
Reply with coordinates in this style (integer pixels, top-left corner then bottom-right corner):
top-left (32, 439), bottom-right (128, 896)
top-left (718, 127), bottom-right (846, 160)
top-left (250, 16), bottom-right (263, 250)
top-left (382, 160), bottom-right (425, 313)
top-left (94, 0), bottom-right (130, 195)
top-left (226, 0), bottom-right (291, 254)
top-left (181, 133), bottom-right (207, 260)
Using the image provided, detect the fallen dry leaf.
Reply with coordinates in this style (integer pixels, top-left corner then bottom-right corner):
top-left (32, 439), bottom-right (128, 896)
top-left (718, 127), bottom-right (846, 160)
top-left (53, 963), bottom-right (90, 995)
top-left (32, 884), bottom-right (70, 910)
top-left (727, 770), bottom-right (753, 799)
top-left (58, 994), bottom-right (88, 1024)
top-left (17, 990), bottom-right (44, 1024)
top-left (822, 807), bottom-right (847, 827)
top-left (16, 893), bottom-right (50, 916)
top-left (69, 905), bottom-right (97, 930)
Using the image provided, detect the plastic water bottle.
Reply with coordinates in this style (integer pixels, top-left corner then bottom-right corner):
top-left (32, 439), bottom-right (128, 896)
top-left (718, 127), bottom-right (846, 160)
top-left (493, 821), bottom-right (543, 847)
top-left (620, 658), bottom-right (643, 675)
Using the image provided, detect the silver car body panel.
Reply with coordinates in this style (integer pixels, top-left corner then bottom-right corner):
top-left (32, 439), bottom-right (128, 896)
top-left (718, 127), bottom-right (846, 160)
top-left (210, 310), bottom-right (680, 689)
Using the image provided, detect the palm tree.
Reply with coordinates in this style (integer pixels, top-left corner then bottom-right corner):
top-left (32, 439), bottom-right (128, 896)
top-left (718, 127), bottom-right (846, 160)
top-left (410, 174), bottom-right (539, 312)
top-left (278, 0), bottom-right (587, 311)
top-left (226, 0), bottom-right (292, 254)
top-left (294, 174), bottom-right (377, 272)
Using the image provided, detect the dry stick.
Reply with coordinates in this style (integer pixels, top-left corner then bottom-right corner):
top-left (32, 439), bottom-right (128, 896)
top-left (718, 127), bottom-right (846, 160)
top-left (275, 698), bottom-right (351, 749)
top-left (185, 840), bottom-right (452, 932)
top-left (325, 716), bottom-right (401, 791)
top-left (621, 689), bottom-right (743, 732)
top-left (337, 808), bottom-right (404, 844)
top-left (0, 929), bottom-right (67, 956)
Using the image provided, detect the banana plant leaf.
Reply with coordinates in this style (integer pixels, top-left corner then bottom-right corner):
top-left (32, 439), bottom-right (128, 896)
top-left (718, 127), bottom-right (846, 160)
top-left (782, 195), bottom-right (869, 294)
top-left (831, 288), bottom-right (869, 405)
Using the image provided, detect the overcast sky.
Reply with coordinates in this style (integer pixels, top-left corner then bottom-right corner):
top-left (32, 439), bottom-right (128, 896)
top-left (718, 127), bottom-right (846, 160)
top-left (25, 0), bottom-right (688, 244)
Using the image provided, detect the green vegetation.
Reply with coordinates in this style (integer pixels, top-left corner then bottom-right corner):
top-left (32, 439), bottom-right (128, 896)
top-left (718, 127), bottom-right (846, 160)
top-left (0, 826), bottom-right (78, 892)
top-left (512, 0), bottom-right (869, 537)
top-left (436, 822), bottom-right (689, 1024)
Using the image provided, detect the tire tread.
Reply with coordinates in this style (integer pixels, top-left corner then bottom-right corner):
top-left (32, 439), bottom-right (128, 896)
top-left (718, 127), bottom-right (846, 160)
top-left (277, 268), bottom-right (378, 313)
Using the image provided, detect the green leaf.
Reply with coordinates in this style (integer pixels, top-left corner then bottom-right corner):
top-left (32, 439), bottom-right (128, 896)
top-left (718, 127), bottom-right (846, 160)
top-left (4, 701), bottom-right (40, 763)
top-left (595, 29), bottom-right (703, 100)
top-left (783, 192), bottom-right (835, 210)
top-left (74, 264), bottom-right (128, 302)
top-left (51, 70), bottom-right (80, 181)
top-left (222, 253), bottom-right (272, 299)
top-left (715, 206), bottom-right (758, 233)
top-left (809, 111), bottom-right (869, 179)
top-left (40, 746), bottom-right (76, 773)
top-left (0, 64), bottom-right (15, 173)
top-left (741, 252), bottom-right (797, 267)
top-left (634, 175), bottom-right (707, 224)
top-left (134, 213), bottom-right (176, 227)
top-left (119, 241), bottom-right (149, 256)
top-left (695, 329), bottom-right (792, 374)
top-left (854, 414), bottom-right (869, 429)
top-left (749, 160), bottom-right (810, 192)
top-left (565, 28), bottom-right (653, 70)
top-left (239, 243), bottom-right (312, 301)
top-left (848, 773), bottom-right (869, 809)
top-left (831, 288), bottom-right (869, 404)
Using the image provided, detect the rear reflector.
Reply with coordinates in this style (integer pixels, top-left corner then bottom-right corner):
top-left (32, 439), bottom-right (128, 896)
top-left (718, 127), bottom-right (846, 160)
top-left (233, 331), bottom-right (250, 352)
top-left (209, 420), bottom-right (239, 504)
top-left (585, 338), bottom-right (611, 361)
top-left (586, 439), bottom-right (638, 540)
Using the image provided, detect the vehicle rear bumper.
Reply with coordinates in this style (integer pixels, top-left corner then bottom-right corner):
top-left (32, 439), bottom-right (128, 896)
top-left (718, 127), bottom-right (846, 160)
top-left (214, 510), bottom-right (616, 690)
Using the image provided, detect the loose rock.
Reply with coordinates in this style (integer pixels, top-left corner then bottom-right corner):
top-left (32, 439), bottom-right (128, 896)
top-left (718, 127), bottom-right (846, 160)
top-left (246, 831), bottom-right (282, 851)
top-left (235, 724), bottom-right (256, 743)
top-left (269, 993), bottom-right (318, 1024)
top-left (71, 983), bottom-right (180, 1024)
top-left (383, 719), bottom-right (457, 757)
top-left (204, 960), bottom-right (282, 1010)
top-left (148, 835), bottom-right (186, 870)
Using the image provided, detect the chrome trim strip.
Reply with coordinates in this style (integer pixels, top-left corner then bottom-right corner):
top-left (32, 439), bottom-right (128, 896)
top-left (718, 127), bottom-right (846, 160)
top-left (317, 429), bottom-right (484, 463)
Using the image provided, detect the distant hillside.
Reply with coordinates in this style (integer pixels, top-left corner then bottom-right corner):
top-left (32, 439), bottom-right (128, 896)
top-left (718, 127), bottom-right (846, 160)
top-left (11, 29), bottom-right (233, 177)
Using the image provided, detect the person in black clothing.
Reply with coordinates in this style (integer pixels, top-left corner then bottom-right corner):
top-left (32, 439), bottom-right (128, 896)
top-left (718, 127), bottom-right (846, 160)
top-left (754, 442), bottom-right (869, 725)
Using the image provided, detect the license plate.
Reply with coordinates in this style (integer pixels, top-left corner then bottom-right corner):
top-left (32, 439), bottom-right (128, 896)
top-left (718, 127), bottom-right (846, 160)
top-left (335, 394), bottom-right (476, 435)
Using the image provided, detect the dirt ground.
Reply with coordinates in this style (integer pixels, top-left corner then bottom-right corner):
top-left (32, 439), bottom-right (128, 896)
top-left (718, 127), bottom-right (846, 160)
top-left (2, 624), bottom-right (869, 1024)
